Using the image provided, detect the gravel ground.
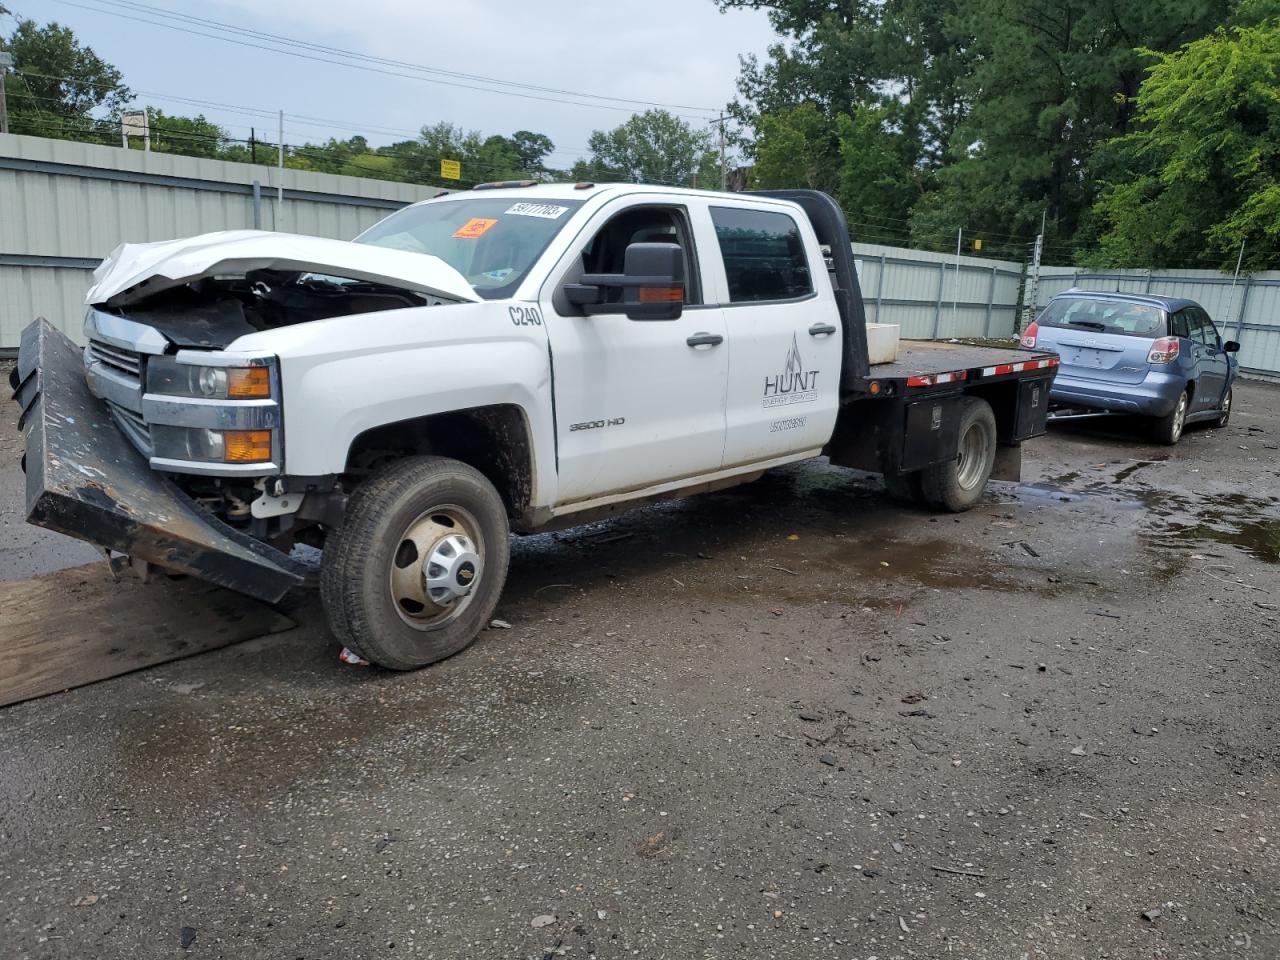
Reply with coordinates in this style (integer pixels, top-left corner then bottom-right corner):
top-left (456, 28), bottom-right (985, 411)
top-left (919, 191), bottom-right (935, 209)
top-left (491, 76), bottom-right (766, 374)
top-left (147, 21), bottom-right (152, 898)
top-left (1, 376), bottom-right (1278, 960)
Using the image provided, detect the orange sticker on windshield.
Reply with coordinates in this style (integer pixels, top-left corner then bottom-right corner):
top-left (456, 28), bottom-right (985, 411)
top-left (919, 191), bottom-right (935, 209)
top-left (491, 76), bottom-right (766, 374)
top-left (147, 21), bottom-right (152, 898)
top-left (453, 217), bottom-right (498, 239)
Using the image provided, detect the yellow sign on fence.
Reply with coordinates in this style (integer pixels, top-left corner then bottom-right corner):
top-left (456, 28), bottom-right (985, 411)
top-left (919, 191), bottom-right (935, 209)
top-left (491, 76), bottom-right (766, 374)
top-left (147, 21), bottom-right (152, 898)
top-left (440, 159), bottom-right (461, 180)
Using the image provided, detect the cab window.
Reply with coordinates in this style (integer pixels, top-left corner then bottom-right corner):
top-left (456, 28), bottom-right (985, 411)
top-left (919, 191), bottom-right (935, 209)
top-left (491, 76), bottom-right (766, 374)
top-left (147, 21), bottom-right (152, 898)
top-left (710, 207), bottom-right (813, 304)
top-left (577, 205), bottom-right (701, 305)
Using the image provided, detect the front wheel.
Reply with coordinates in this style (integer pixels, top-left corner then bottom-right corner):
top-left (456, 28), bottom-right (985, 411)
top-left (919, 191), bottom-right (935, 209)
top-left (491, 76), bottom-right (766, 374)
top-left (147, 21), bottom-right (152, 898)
top-left (920, 397), bottom-right (998, 512)
top-left (1153, 390), bottom-right (1189, 445)
top-left (321, 456), bottom-right (511, 670)
top-left (1215, 387), bottom-right (1232, 429)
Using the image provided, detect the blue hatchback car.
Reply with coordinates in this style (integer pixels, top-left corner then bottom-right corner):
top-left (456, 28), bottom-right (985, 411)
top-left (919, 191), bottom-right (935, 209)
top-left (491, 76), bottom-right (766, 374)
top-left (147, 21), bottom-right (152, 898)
top-left (1022, 291), bottom-right (1240, 444)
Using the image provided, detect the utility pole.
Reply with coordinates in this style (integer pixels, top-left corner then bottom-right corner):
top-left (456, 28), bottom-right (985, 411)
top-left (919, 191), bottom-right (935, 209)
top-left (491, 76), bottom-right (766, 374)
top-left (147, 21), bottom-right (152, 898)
top-left (250, 127), bottom-right (257, 164)
top-left (0, 52), bottom-right (13, 136)
top-left (1223, 239), bottom-right (1246, 330)
top-left (951, 227), bottom-right (963, 329)
top-left (710, 113), bottom-right (728, 191)
top-left (276, 109), bottom-right (284, 231)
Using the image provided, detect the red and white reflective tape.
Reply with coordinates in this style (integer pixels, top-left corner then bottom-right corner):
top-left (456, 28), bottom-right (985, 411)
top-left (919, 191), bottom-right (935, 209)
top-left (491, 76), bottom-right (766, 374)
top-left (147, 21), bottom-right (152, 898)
top-left (980, 356), bottom-right (1060, 377)
top-left (906, 370), bottom-right (969, 387)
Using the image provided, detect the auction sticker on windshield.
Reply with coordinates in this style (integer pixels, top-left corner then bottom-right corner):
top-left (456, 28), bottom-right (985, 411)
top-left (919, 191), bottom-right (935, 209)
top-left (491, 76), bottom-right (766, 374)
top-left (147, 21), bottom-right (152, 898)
top-left (505, 202), bottom-right (570, 220)
top-left (453, 218), bottom-right (499, 239)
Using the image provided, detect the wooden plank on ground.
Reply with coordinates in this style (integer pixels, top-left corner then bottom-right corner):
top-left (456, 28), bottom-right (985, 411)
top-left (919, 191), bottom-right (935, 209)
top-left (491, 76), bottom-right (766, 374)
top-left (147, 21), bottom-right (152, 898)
top-left (0, 562), bottom-right (296, 708)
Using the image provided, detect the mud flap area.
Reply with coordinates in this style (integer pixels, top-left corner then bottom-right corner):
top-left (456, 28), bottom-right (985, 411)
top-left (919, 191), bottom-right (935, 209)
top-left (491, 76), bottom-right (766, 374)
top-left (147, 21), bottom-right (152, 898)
top-left (9, 319), bottom-right (309, 603)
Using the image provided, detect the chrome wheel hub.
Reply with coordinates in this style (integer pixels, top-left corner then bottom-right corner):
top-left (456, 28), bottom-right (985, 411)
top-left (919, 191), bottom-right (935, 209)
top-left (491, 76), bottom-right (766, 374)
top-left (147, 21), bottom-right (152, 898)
top-left (389, 506), bottom-right (483, 629)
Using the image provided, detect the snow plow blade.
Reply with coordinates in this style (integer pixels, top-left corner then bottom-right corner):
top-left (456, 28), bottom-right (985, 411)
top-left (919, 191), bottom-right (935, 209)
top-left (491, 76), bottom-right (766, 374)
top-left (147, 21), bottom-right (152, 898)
top-left (9, 319), bottom-right (310, 604)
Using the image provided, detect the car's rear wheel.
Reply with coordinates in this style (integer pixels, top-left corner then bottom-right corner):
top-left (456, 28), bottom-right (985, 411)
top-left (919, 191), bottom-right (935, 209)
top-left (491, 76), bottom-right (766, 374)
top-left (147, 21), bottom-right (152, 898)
top-left (321, 456), bottom-right (510, 670)
top-left (1153, 390), bottom-right (1189, 445)
top-left (920, 397), bottom-right (997, 512)
top-left (1215, 387), bottom-right (1232, 429)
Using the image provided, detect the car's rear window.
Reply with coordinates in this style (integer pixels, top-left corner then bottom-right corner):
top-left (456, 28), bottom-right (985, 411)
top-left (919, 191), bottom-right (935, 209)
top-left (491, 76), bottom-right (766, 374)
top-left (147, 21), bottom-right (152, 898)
top-left (1037, 297), bottom-right (1166, 338)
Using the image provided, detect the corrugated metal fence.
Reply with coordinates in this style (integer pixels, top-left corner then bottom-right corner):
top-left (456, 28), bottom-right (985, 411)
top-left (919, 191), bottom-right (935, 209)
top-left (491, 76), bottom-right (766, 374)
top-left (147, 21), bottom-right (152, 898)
top-left (852, 243), bottom-right (1024, 339)
top-left (1029, 266), bottom-right (1280, 382)
top-left (0, 132), bottom-right (444, 351)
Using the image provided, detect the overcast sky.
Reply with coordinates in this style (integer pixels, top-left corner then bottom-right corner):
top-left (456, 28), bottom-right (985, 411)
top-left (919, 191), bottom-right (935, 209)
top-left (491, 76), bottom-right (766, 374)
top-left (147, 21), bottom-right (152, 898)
top-left (21, 0), bottom-right (780, 166)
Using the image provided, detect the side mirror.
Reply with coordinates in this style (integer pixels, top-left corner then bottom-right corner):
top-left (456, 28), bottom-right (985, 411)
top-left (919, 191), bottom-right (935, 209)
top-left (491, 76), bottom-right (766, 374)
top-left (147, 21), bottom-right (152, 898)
top-left (562, 242), bottom-right (684, 321)
top-left (1224, 340), bottom-right (1241, 353)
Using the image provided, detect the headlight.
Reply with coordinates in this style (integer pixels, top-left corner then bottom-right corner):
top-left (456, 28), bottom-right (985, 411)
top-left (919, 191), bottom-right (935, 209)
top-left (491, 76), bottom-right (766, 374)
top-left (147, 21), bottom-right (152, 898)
top-left (152, 426), bottom-right (273, 464)
top-left (147, 358), bottom-right (272, 399)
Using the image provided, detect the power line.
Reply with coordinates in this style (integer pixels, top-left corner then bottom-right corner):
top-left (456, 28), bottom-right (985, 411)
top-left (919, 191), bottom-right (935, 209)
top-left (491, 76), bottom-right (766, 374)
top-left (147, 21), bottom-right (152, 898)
top-left (51, 0), bottom-right (721, 120)
top-left (90, 0), bottom-right (721, 114)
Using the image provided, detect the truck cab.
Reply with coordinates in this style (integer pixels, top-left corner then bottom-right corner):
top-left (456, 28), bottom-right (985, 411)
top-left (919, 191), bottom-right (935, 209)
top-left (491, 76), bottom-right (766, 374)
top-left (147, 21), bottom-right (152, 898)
top-left (13, 183), bottom-right (1058, 670)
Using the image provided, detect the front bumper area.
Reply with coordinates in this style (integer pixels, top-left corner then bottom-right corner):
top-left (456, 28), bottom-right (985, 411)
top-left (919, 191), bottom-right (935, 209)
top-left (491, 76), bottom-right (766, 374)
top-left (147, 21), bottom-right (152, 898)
top-left (9, 319), bottom-right (309, 603)
top-left (1049, 369), bottom-right (1183, 418)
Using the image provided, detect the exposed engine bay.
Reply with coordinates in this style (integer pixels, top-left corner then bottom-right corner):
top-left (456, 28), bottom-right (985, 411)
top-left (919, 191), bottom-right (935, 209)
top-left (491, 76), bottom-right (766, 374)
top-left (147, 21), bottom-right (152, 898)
top-left (102, 270), bottom-right (437, 350)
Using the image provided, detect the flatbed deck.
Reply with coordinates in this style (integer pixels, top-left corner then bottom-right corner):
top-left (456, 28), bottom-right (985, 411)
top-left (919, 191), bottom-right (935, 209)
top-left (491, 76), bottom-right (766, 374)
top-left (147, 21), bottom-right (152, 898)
top-left (868, 340), bottom-right (1057, 382)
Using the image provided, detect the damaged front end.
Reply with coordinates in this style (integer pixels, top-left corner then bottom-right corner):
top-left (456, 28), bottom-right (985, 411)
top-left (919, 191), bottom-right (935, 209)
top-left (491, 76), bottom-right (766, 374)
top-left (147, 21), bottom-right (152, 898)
top-left (10, 319), bottom-right (310, 603)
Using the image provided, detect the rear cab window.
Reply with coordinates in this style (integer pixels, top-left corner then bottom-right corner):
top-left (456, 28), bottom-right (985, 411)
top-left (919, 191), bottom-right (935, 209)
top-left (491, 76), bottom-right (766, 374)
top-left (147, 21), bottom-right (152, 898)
top-left (1038, 297), bottom-right (1167, 339)
top-left (709, 206), bottom-right (813, 304)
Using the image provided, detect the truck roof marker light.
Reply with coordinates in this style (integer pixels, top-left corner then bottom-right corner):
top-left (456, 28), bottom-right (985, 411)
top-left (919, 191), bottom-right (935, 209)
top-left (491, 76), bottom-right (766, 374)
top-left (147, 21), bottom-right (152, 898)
top-left (474, 180), bottom-right (538, 190)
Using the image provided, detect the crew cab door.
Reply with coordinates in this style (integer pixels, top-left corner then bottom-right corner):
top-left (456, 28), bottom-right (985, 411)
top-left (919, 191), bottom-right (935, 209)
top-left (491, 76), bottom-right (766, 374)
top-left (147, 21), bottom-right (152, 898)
top-left (708, 203), bottom-right (843, 468)
top-left (538, 197), bottom-right (728, 505)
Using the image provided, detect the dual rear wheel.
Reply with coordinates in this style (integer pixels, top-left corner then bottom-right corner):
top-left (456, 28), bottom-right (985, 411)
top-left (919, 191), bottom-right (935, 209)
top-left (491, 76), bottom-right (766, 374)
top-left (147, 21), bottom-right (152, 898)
top-left (883, 397), bottom-right (998, 513)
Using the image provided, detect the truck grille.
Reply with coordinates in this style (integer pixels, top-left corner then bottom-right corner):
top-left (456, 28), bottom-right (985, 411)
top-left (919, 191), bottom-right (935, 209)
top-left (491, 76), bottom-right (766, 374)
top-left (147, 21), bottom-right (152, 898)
top-left (87, 339), bottom-right (143, 384)
top-left (106, 400), bottom-right (153, 456)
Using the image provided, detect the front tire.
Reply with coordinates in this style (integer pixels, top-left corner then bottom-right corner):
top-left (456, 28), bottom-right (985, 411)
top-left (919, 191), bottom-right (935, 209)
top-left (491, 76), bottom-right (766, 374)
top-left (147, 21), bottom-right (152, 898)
top-left (1215, 387), bottom-right (1232, 429)
top-left (1153, 390), bottom-right (1189, 445)
top-left (321, 456), bottom-right (511, 671)
top-left (920, 397), bottom-right (998, 512)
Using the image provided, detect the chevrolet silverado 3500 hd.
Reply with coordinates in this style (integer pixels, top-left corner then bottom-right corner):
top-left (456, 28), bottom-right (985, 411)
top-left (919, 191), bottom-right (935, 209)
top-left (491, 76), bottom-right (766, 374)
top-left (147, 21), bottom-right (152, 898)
top-left (12, 184), bottom-right (1058, 669)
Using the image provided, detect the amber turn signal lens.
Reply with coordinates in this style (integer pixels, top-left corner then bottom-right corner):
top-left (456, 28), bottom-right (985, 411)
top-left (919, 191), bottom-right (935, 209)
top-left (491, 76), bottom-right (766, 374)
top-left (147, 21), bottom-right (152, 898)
top-left (227, 367), bottom-right (271, 398)
top-left (224, 430), bottom-right (272, 462)
top-left (638, 286), bottom-right (683, 303)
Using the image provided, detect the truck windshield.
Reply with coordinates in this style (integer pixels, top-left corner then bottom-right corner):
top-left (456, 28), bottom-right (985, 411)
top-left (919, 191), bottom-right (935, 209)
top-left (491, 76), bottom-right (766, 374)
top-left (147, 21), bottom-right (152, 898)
top-left (1036, 297), bottom-right (1166, 338)
top-left (355, 196), bottom-right (585, 299)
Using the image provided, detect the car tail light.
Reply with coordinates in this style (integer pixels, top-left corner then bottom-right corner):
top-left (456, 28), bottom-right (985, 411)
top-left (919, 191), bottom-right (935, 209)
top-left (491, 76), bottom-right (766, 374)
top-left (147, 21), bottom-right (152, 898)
top-left (1020, 321), bottom-right (1039, 349)
top-left (1147, 337), bottom-right (1181, 364)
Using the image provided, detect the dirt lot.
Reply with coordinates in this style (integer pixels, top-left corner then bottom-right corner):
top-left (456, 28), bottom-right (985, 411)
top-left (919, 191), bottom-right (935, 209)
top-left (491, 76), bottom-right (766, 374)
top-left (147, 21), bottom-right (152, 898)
top-left (2, 377), bottom-right (1278, 960)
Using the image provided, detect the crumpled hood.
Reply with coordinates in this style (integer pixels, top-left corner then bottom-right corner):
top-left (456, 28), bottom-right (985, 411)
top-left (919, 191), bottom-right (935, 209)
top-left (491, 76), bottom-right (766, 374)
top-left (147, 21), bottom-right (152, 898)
top-left (86, 230), bottom-right (480, 306)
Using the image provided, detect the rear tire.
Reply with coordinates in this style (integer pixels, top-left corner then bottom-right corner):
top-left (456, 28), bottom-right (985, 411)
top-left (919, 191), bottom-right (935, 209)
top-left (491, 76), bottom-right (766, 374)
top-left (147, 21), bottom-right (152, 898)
top-left (320, 456), bottom-right (510, 671)
top-left (1153, 390), bottom-right (1189, 445)
top-left (1215, 387), bottom-right (1232, 429)
top-left (920, 397), bottom-right (998, 512)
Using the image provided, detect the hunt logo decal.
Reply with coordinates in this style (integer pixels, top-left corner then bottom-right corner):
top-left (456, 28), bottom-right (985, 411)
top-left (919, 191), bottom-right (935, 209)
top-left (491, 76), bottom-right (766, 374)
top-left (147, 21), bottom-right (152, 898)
top-left (762, 334), bottom-right (819, 407)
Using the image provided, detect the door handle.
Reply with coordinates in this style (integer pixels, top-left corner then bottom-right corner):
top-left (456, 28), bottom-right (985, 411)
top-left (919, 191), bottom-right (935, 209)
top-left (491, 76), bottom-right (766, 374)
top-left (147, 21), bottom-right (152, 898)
top-left (809, 323), bottom-right (837, 337)
top-left (686, 332), bottom-right (724, 348)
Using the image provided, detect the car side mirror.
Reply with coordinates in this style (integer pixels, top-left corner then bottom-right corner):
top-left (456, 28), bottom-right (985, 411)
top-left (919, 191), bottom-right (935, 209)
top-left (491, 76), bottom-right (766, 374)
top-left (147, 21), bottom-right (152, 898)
top-left (562, 242), bottom-right (684, 321)
top-left (1223, 340), bottom-right (1241, 353)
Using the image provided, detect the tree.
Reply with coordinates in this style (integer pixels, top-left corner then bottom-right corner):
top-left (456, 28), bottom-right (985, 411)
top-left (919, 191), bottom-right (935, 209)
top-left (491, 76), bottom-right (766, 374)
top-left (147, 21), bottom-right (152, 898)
top-left (144, 108), bottom-right (225, 158)
top-left (578, 109), bottom-right (719, 186)
top-left (0, 17), bottom-right (130, 140)
top-left (1089, 18), bottom-right (1280, 270)
top-left (912, 0), bottom-right (1233, 251)
top-left (509, 130), bottom-right (555, 174)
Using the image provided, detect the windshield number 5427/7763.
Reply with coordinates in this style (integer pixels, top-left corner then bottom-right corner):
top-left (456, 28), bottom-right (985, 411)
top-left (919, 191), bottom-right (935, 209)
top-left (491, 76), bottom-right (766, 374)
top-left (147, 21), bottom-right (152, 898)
top-left (509, 305), bottom-right (543, 327)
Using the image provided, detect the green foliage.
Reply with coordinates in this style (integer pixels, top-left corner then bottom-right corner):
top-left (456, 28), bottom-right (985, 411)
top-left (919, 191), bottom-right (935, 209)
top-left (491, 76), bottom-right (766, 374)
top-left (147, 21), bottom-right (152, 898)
top-left (577, 109), bottom-right (719, 186)
top-left (0, 17), bottom-right (130, 140)
top-left (1090, 19), bottom-right (1280, 269)
top-left (143, 108), bottom-right (224, 158)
